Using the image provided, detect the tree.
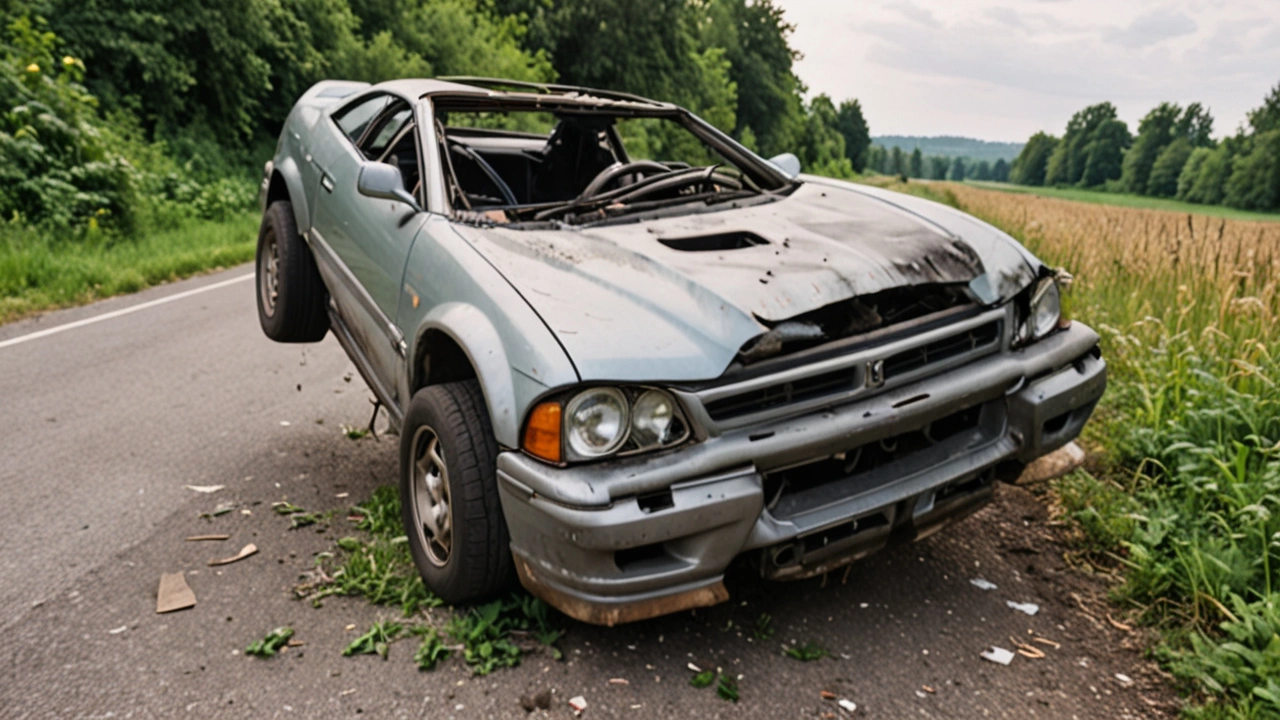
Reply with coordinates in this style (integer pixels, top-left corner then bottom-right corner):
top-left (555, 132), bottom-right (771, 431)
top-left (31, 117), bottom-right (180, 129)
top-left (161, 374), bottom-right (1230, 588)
top-left (1174, 102), bottom-right (1214, 147)
top-left (1080, 118), bottom-right (1130, 187)
top-left (908, 147), bottom-right (923, 178)
top-left (865, 145), bottom-right (886, 174)
top-left (1224, 130), bottom-right (1280, 211)
top-left (1247, 81), bottom-right (1280, 134)
top-left (889, 146), bottom-right (904, 176)
top-left (991, 158), bottom-right (1010, 182)
top-left (973, 160), bottom-right (991, 181)
top-left (949, 156), bottom-right (967, 181)
top-left (928, 155), bottom-right (949, 180)
top-left (795, 93), bottom-right (848, 174)
top-left (1121, 102), bottom-right (1180, 195)
top-left (1147, 137), bottom-right (1193, 197)
top-left (1044, 103), bottom-right (1122, 186)
top-left (1180, 144), bottom-right (1233, 205)
top-left (834, 99), bottom-right (869, 172)
top-left (1010, 132), bottom-right (1057, 186)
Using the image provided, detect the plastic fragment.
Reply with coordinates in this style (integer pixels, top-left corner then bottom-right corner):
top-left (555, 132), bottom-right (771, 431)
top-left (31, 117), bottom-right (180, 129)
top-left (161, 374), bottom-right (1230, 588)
top-left (208, 543), bottom-right (258, 566)
top-left (1115, 673), bottom-right (1134, 686)
top-left (568, 695), bottom-right (587, 715)
top-left (969, 578), bottom-right (997, 591)
top-left (837, 698), bottom-right (857, 713)
top-left (1007, 601), bottom-right (1040, 616)
top-left (980, 646), bottom-right (1015, 665)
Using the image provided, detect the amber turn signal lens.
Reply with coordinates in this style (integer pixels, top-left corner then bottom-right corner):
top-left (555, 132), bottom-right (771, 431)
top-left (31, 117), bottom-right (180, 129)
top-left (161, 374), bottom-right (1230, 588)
top-left (523, 401), bottom-right (562, 463)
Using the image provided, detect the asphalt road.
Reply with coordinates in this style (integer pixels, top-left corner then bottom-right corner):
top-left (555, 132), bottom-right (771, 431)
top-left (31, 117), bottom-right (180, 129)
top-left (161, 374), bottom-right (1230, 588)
top-left (0, 266), bottom-right (1175, 719)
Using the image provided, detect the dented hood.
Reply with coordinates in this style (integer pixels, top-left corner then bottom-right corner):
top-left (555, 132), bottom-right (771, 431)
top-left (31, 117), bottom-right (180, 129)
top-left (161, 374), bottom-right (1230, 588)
top-left (454, 178), bottom-right (1039, 382)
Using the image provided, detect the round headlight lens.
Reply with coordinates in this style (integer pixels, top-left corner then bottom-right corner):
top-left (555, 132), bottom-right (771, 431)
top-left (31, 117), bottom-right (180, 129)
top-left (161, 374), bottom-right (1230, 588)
top-left (631, 390), bottom-right (676, 447)
top-left (1028, 279), bottom-right (1061, 340)
top-left (564, 388), bottom-right (629, 458)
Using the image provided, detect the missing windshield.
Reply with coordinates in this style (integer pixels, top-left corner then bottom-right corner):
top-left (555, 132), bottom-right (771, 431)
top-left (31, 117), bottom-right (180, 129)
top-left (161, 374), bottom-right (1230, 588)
top-left (431, 97), bottom-right (790, 226)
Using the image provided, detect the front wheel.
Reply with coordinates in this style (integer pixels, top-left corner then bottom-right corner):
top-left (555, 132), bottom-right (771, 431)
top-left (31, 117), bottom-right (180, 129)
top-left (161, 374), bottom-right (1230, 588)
top-left (256, 200), bottom-right (329, 343)
top-left (400, 380), bottom-right (513, 604)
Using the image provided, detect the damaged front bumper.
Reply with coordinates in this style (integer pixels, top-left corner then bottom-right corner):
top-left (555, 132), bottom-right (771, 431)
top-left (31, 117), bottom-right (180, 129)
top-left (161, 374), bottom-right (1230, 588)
top-left (497, 321), bottom-right (1106, 625)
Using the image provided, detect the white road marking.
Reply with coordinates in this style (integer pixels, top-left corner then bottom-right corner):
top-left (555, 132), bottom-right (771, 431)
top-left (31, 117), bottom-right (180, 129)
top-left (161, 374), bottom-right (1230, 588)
top-left (0, 273), bottom-right (254, 350)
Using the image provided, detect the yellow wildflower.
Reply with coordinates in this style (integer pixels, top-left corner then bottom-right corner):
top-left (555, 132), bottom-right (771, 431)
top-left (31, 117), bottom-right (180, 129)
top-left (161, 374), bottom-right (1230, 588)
top-left (26, 63), bottom-right (39, 73)
top-left (63, 56), bottom-right (76, 66)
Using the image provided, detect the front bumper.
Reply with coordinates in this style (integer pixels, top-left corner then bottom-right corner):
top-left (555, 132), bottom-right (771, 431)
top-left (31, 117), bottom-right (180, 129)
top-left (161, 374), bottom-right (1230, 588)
top-left (497, 322), bottom-right (1106, 625)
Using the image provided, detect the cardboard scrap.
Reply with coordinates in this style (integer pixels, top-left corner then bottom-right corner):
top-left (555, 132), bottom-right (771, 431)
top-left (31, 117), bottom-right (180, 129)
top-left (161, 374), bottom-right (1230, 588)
top-left (156, 572), bottom-right (196, 613)
top-left (208, 543), bottom-right (258, 566)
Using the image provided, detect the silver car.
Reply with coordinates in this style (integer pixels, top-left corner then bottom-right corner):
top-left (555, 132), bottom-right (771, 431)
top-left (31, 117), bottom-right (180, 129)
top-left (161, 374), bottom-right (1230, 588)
top-left (256, 77), bottom-right (1106, 625)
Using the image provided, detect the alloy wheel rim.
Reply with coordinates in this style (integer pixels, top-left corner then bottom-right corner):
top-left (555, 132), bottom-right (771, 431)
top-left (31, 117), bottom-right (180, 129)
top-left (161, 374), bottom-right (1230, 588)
top-left (259, 231), bottom-right (280, 316)
top-left (410, 426), bottom-right (452, 566)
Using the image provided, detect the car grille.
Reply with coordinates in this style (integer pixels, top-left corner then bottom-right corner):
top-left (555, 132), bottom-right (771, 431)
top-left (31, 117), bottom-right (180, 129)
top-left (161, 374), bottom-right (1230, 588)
top-left (697, 312), bottom-right (1005, 427)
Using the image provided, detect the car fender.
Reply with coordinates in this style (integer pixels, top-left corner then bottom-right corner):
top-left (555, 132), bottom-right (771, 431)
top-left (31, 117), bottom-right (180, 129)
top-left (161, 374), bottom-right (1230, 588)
top-left (270, 155), bottom-right (311, 232)
top-left (413, 303), bottom-right (523, 448)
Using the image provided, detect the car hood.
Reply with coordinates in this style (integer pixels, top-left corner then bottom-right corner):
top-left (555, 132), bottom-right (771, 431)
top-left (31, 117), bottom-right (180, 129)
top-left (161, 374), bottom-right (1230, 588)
top-left (453, 179), bottom-right (1040, 382)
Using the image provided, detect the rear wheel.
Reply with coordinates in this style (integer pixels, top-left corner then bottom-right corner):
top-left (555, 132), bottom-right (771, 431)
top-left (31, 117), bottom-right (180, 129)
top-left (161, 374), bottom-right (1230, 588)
top-left (400, 380), bottom-right (513, 604)
top-left (256, 200), bottom-right (329, 342)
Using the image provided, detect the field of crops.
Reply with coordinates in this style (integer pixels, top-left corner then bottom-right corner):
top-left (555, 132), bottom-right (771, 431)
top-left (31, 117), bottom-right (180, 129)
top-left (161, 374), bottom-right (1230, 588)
top-left (931, 181), bottom-right (1280, 718)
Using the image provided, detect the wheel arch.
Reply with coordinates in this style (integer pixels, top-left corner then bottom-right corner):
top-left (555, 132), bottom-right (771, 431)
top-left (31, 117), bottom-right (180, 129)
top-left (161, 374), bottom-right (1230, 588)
top-left (410, 303), bottom-right (520, 448)
top-left (266, 157), bottom-right (310, 232)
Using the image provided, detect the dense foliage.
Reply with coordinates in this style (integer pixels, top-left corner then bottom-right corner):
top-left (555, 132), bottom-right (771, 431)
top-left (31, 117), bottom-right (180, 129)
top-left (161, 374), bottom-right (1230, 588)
top-left (1009, 87), bottom-right (1280, 212)
top-left (0, 0), bottom-right (874, 241)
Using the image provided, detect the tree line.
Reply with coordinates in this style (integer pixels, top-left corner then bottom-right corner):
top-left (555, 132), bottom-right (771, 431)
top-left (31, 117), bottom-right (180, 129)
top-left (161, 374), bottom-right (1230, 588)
top-left (1008, 86), bottom-right (1280, 212)
top-left (0, 0), bottom-right (879, 236)
top-left (863, 145), bottom-right (1010, 183)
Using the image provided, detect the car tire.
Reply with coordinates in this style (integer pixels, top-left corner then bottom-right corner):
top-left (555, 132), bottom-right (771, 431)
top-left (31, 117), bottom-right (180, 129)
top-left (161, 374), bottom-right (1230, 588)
top-left (400, 380), bottom-right (513, 604)
top-left (256, 200), bottom-right (329, 343)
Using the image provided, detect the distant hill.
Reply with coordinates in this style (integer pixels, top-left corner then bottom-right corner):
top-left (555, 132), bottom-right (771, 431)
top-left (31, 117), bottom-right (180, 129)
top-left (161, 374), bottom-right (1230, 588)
top-left (871, 136), bottom-right (1024, 163)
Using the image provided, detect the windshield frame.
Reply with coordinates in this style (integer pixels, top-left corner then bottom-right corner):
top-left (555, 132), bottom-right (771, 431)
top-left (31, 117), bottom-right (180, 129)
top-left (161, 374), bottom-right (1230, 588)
top-left (424, 92), bottom-right (797, 225)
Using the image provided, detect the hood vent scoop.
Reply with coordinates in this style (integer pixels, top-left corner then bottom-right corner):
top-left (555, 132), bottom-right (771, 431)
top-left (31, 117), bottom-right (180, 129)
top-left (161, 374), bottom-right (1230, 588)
top-left (659, 232), bottom-right (769, 252)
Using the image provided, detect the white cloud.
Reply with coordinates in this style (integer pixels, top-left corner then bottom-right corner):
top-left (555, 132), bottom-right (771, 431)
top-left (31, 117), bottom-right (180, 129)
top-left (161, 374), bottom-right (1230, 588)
top-left (777, 0), bottom-right (1280, 141)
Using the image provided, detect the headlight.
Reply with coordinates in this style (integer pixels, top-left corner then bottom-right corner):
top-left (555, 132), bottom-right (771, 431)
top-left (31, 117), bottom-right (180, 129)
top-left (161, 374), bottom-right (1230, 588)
top-left (564, 387), bottom-right (629, 458)
top-left (1026, 278), bottom-right (1061, 341)
top-left (523, 386), bottom-right (692, 463)
top-left (631, 390), bottom-right (676, 448)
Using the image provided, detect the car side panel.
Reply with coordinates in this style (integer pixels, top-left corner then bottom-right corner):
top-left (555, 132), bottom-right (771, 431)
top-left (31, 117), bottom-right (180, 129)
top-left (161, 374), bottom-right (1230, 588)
top-left (396, 215), bottom-right (579, 448)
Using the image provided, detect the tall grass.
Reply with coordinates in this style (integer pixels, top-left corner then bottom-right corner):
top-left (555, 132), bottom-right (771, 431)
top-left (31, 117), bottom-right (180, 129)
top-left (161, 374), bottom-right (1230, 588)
top-left (0, 212), bottom-right (258, 324)
top-left (934, 181), bottom-right (1280, 719)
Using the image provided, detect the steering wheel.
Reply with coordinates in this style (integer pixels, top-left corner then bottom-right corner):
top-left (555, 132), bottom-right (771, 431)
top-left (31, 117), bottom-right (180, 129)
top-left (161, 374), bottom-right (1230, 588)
top-left (613, 165), bottom-right (743, 205)
top-left (579, 160), bottom-right (673, 200)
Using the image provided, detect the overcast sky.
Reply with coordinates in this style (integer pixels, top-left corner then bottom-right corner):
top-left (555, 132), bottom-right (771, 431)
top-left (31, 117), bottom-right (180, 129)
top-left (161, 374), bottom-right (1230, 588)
top-left (776, 0), bottom-right (1280, 142)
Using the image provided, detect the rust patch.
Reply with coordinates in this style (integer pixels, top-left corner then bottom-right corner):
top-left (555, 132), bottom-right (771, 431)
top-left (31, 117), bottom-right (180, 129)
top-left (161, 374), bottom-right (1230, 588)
top-left (513, 555), bottom-right (728, 626)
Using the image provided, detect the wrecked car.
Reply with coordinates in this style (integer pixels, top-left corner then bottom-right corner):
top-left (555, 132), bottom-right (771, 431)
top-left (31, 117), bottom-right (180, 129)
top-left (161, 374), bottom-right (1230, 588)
top-left (256, 77), bottom-right (1106, 625)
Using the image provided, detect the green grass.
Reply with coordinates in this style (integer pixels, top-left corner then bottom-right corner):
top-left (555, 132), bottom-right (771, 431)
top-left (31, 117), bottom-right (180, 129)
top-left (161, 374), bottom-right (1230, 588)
top-left (962, 180), bottom-right (1280, 222)
top-left (0, 212), bottom-right (258, 324)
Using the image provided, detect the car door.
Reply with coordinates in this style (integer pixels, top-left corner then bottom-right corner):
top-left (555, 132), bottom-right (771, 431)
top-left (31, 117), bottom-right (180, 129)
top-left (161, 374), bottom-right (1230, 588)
top-left (309, 94), bottom-right (430, 407)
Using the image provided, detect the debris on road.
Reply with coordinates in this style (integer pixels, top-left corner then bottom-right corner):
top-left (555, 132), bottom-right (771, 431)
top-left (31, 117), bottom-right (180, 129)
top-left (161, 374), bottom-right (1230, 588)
top-left (272, 501), bottom-right (305, 515)
top-left (690, 669), bottom-right (715, 688)
top-left (568, 695), bottom-right (587, 716)
top-left (1007, 601), bottom-right (1040, 616)
top-left (837, 698), bottom-right (858, 713)
top-left (184, 485), bottom-right (225, 493)
top-left (980, 646), bottom-right (1016, 665)
top-left (208, 543), bottom-right (258, 566)
top-left (245, 627), bottom-right (294, 657)
top-left (1032, 636), bottom-right (1061, 649)
top-left (687, 662), bottom-right (702, 673)
top-left (921, 685), bottom-right (936, 694)
top-left (343, 620), bottom-right (402, 660)
top-left (1107, 614), bottom-right (1133, 632)
top-left (199, 501), bottom-right (235, 519)
top-left (185, 534), bottom-right (230, 542)
top-left (1116, 673), bottom-right (1134, 687)
top-left (821, 690), bottom-right (837, 700)
top-left (156, 572), bottom-right (196, 613)
top-left (783, 641), bottom-right (829, 661)
top-left (107, 625), bottom-right (128, 634)
top-left (608, 678), bottom-right (628, 685)
top-left (717, 675), bottom-right (740, 702)
top-left (969, 578), bottom-right (998, 591)
top-left (1017, 441), bottom-right (1085, 484)
top-left (1011, 639), bottom-right (1046, 659)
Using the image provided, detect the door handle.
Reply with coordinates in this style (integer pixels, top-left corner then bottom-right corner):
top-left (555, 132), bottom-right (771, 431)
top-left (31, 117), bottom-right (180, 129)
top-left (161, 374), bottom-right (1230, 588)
top-left (321, 173), bottom-right (334, 193)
